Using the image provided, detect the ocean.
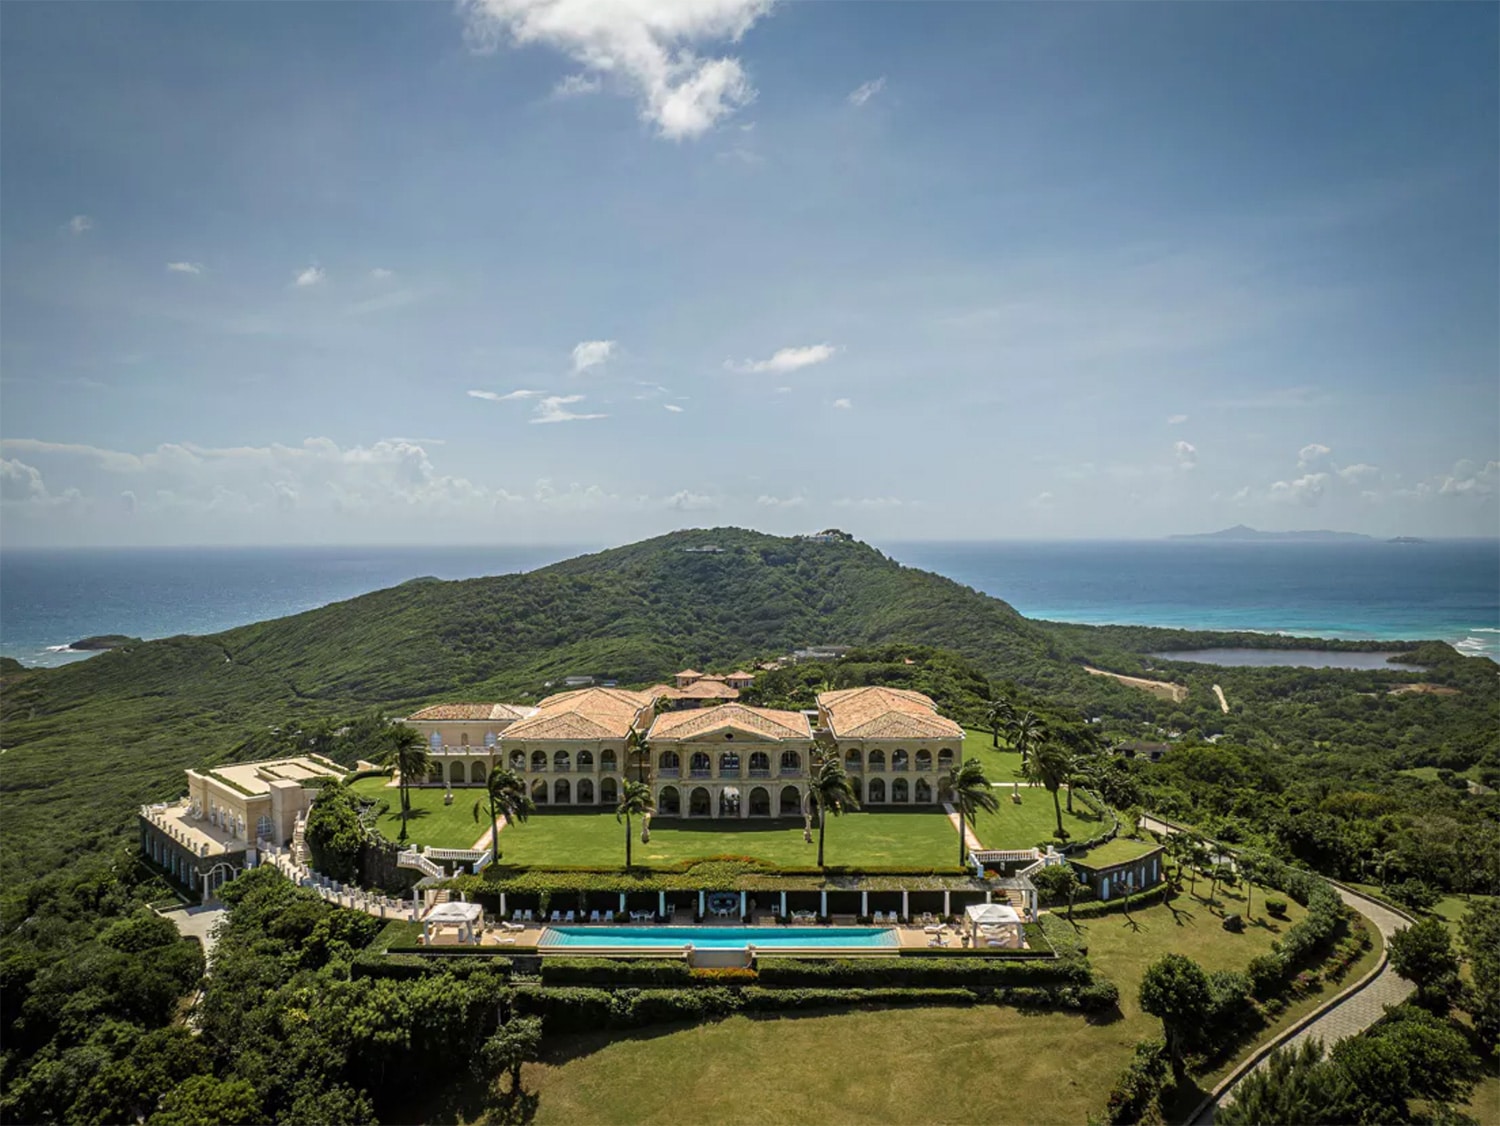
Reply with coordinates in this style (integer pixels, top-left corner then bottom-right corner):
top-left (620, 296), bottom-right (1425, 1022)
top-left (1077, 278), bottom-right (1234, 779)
top-left (1, 539), bottom-right (1496, 669)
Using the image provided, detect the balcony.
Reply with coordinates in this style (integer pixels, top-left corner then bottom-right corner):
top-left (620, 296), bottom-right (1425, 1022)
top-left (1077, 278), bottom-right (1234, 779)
top-left (554, 765), bottom-right (571, 773)
top-left (657, 768), bottom-right (680, 778)
top-left (779, 768), bottom-right (802, 777)
top-left (689, 769), bottom-right (712, 779)
top-left (747, 768), bottom-right (771, 778)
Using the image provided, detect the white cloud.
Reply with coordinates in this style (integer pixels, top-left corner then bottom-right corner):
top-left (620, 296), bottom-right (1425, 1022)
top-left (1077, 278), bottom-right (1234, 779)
top-left (1297, 443), bottom-right (1332, 470)
top-left (726, 343), bottom-right (838, 374)
top-left (468, 388), bottom-right (543, 402)
top-left (1269, 472), bottom-right (1330, 506)
top-left (1437, 459), bottom-right (1499, 499)
top-left (461, 0), bottom-right (772, 140)
top-left (1173, 440), bottom-right (1198, 469)
top-left (1167, 414), bottom-right (1188, 425)
top-left (553, 72), bottom-right (602, 97)
top-left (664, 403), bottom-right (685, 413)
top-left (370, 267), bottom-right (395, 281)
top-left (847, 76), bottom-right (886, 107)
top-left (532, 394), bottom-right (607, 424)
top-left (294, 265), bottom-right (326, 288)
top-left (67, 215), bottom-right (93, 235)
top-left (1337, 463), bottom-right (1380, 484)
top-left (571, 339), bottom-right (616, 373)
top-left (166, 262), bottom-right (204, 275)
top-left (756, 494), bottom-right (807, 508)
top-left (665, 489), bottom-right (715, 510)
top-left (1031, 491), bottom-right (1056, 508)
top-left (832, 397), bottom-right (852, 410)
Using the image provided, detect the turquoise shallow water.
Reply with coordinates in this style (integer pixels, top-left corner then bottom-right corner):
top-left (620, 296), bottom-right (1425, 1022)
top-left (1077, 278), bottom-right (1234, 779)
top-left (2, 539), bottom-right (1496, 668)
top-left (539, 925), bottom-right (898, 949)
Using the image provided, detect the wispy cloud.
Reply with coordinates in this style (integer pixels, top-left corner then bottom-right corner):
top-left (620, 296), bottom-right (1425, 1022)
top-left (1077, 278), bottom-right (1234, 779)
top-left (461, 0), bottom-right (773, 140)
top-left (532, 394), bottom-right (606, 424)
top-left (832, 397), bottom-right (852, 409)
top-left (1297, 443), bottom-right (1332, 470)
top-left (294, 265), bottom-right (325, 288)
top-left (1174, 440), bottom-right (1198, 469)
top-left (166, 261), bottom-right (204, 275)
top-left (664, 403), bottom-right (685, 413)
top-left (67, 215), bottom-right (93, 235)
top-left (468, 388), bottom-right (542, 402)
top-left (726, 343), bottom-right (838, 374)
top-left (756, 494), bottom-right (807, 508)
top-left (1167, 414), bottom-right (1188, 425)
top-left (370, 267), bottom-right (395, 281)
top-left (572, 339), bottom-right (616, 373)
top-left (553, 72), bottom-right (601, 98)
top-left (848, 76), bottom-right (886, 107)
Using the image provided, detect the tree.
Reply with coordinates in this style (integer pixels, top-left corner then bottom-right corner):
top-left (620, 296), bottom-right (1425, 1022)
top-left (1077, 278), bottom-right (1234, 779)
top-left (1030, 861), bottom-right (1081, 920)
top-left (616, 781), bottom-right (654, 869)
top-left (1139, 953), bottom-right (1213, 1084)
top-left (1459, 899), bottom-right (1500, 1049)
top-left (380, 724), bottom-right (430, 843)
top-left (149, 1075), bottom-right (263, 1126)
top-left (626, 728), bottom-right (651, 784)
top-left (1389, 917), bottom-right (1461, 1013)
top-left (473, 766), bottom-right (535, 868)
top-left (1216, 1039), bottom-right (1359, 1126)
top-left (480, 1015), bottom-right (543, 1106)
top-left (806, 751), bottom-right (861, 868)
top-left (984, 698), bottom-right (1014, 748)
top-left (1024, 740), bottom-right (1071, 840)
top-left (945, 757), bottom-right (998, 867)
top-left (304, 781), bottom-right (365, 882)
top-left (1007, 710), bottom-right (1047, 769)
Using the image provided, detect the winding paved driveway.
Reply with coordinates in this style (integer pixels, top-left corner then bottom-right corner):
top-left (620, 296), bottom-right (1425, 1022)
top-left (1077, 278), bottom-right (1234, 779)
top-left (1137, 815), bottom-right (1416, 1124)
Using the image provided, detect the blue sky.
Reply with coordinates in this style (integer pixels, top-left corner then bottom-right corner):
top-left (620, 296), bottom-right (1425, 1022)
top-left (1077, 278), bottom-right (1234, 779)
top-left (2, 1), bottom-right (1496, 546)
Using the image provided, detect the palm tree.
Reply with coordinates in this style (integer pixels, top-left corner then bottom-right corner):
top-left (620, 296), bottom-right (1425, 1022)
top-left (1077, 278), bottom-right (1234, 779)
top-left (626, 728), bottom-right (651, 785)
top-left (806, 751), bottom-right (861, 867)
top-left (1007, 710), bottom-right (1048, 770)
top-left (1063, 747), bottom-right (1094, 814)
top-left (472, 766), bottom-right (534, 867)
top-left (946, 757), bottom-right (1000, 867)
top-left (984, 699), bottom-right (1015, 748)
top-left (1024, 740), bottom-right (1071, 841)
top-left (381, 724), bottom-right (431, 843)
top-left (616, 780), bottom-right (654, 869)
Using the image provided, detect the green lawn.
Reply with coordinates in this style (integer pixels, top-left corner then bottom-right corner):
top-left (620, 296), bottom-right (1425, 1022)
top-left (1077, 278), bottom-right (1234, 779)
top-left (962, 726), bottom-right (1027, 780)
top-left (969, 787), bottom-right (1103, 851)
top-left (350, 777), bottom-right (495, 849)
top-left (519, 888), bottom-right (1353, 1126)
top-left (350, 776), bottom-right (960, 867)
top-left (1072, 836), bottom-right (1161, 867)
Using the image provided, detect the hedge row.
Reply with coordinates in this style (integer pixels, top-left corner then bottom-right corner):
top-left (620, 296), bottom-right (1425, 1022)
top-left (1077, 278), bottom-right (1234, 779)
top-left (540, 957), bottom-right (690, 986)
top-left (510, 981), bottom-right (1118, 1034)
top-left (755, 955), bottom-right (1092, 989)
top-left (351, 952), bottom-right (513, 981)
top-left (1059, 883), bottom-right (1170, 919)
top-left (1036, 913), bottom-right (1088, 959)
top-left (1244, 858), bottom-right (1349, 996)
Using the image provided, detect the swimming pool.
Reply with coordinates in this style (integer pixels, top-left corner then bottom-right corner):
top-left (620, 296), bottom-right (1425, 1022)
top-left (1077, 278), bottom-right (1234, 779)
top-left (540, 925), bottom-right (898, 950)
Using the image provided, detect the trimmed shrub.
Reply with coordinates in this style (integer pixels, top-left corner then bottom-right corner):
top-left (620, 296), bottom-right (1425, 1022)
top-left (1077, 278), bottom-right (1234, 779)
top-left (540, 957), bottom-right (690, 987)
top-left (1038, 913), bottom-right (1088, 958)
top-left (351, 952), bottom-right (513, 981)
top-left (690, 967), bottom-right (758, 985)
top-left (1104, 1039), bottom-right (1169, 1125)
top-left (1265, 896), bottom-right (1289, 918)
top-left (1066, 883), bottom-right (1169, 919)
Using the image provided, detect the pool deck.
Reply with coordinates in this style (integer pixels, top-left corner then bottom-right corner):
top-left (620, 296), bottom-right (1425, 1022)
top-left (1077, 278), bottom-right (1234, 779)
top-left (418, 919), bottom-right (1014, 953)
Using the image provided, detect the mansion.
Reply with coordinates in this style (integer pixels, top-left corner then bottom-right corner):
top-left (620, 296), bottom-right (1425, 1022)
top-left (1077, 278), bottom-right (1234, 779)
top-left (402, 678), bottom-right (966, 819)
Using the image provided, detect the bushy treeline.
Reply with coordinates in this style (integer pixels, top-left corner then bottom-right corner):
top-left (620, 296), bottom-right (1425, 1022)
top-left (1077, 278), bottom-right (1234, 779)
top-left (0, 850), bottom-right (206, 1124)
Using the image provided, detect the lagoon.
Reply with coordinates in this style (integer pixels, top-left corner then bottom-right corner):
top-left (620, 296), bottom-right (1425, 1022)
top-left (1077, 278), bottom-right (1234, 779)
top-left (1149, 649), bottom-right (1424, 671)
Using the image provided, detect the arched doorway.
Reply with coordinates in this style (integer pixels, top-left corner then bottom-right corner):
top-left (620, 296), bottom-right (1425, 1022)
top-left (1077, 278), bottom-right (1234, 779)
top-left (849, 776), bottom-right (863, 803)
top-left (554, 778), bottom-right (571, 804)
top-left (915, 777), bottom-right (932, 803)
top-left (868, 778), bottom-right (886, 803)
top-left (449, 761), bottom-right (468, 786)
top-left (600, 777), bottom-right (618, 806)
top-left (531, 779), bottom-right (548, 805)
top-left (689, 787), bottom-right (712, 817)
top-left (779, 785), bottom-right (801, 815)
top-left (472, 762), bottom-right (487, 786)
top-left (892, 777), bottom-right (909, 803)
top-left (658, 785), bottom-right (681, 815)
top-left (748, 787), bottom-right (771, 816)
top-left (719, 787), bottom-right (741, 817)
top-left (577, 778), bottom-right (595, 804)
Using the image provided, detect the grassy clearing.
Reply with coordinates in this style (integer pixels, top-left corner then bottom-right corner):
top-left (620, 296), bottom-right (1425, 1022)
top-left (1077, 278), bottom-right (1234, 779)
top-left (1071, 835), bottom-right (1161, 867)
top-left (524, 888), bottom-right (1334, 1126)
top-left (969, 788), bottom-right (1102, 851)
top-left (961, 727), bottom-right (1026, 779)
top-left (351, 777), bottom-right (492, 849)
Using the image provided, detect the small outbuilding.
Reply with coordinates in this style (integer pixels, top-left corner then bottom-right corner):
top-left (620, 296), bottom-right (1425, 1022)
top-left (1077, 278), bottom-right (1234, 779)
top-left (964, 902), bottom-right (1023, 948)
top-left (423, 900), bottom-right (484, 946)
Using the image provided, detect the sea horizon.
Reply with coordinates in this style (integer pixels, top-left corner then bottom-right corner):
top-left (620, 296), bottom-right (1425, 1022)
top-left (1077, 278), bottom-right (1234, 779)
top-left (3, 537), bottom-right (1497, 669)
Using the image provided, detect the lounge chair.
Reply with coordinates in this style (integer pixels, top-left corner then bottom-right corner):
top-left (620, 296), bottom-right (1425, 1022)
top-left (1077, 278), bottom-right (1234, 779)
top-left (589, 910), bottom-right (602, 923)
top-left (564, 910), bottom-right (576, 923)
top-left (501, 921), bottom-right (525, 933)
top-left (522, 909), bottom-right (534, 922)
top-left (550, 910), bottom-right (562, 923)
top-left (510, 909), bottom-right (524, 922)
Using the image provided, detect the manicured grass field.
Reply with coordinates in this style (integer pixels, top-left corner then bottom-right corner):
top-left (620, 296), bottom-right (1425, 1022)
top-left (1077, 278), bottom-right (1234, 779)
top-left (1072, 835), bottom-right (1161, 867)
top-left (969, 787), bottom-right (1102, 851)
top-left (961, 726), bottom-right (1026, 779)
top-left (522, 888), bottom-right (1347, 1126)
top-left (350, 777), bottom-right (493, 849)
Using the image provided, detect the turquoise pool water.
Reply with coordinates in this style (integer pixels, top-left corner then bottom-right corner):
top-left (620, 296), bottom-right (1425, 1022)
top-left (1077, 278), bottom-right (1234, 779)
top-left (540, 926), bottom-right (898, 949)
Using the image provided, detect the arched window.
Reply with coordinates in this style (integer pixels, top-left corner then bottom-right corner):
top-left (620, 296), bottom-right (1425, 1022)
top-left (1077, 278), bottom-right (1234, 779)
top-left (690, 752), bottom-right (711, 778)
top-left (577, 778), bottom-right (595, 804)
top-left (472, 762), bottom-right (488, 785)
top-left (429, 732), bottom-right (442, 751)
top-left (531, 779), bottom-right (548, 805)
top-left (868, 778), bottom-right (886, 803)
top-left (449, 762), bottom-right (468, 785)
top-left (510, 749), bottom-right (526, 771)
top-left (938, 748), bottom-right (955, 770)
top-left (553, 750), bottom-right (571, 772)
top-left (484, 732), bottom-right (497, 748)
top-left (915, 778), bottom-right (932, 803)
top-left (844, 748), bottom-right (862, 770)
top-left (657, 785), bottom-right (680, 814)
top-left (554, 778), bottom-right (571, 804)
top-left (600, 777), bottom-right (618, 805)
top-left (749, 787), bottom-right (771, 816)
top-left (778, 785), bottom-right (801, 815)
top-left (689, 787), bottom-right (712, 817)
top-left (719, 787), bottom-right (740, 816)
top-left (779, 749), bottom-right (801, 774)
top-left (719, 751), bottom-right (740, 775)
top-left (600, 749), bottom-right (617, 772)
top-left (577, 750), bottom-right (594, 771)
top-left (460, 732), bottom-right (470, 748)
top-left (658, 750), bottom-right (681, 776)
top-left (749, 752), bottom-right (770, 777)
top-left (868, 749), bottom-right (886, 771)
top-left (531, 750), bottom-right (547, 772)
top-left (916, 750), bottom-right (932, 772)
top-left (892, 777), bottom-right (909, 802)
top-left (892, 749), bottom-right (909, 772)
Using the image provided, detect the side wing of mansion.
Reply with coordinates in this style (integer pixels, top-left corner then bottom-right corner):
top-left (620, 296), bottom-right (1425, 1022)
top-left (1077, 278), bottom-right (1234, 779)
top-left (403, 680), bottom-right (966, 819)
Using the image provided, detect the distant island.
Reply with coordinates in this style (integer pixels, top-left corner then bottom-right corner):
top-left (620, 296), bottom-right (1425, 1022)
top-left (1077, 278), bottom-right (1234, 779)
top-left (65, 634), bottom-right (142, 652)
top-left (1170, 525), bottom-right (1373, 543)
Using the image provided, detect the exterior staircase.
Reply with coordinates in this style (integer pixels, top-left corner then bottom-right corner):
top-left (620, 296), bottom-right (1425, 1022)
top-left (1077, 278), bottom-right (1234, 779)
top-left (291, 815), bottom-right (309, 866)
top-left (396, 847), bottom-right (442, 879)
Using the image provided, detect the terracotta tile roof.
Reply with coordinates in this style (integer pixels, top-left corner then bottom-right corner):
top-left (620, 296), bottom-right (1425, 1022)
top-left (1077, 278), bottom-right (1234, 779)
top-left (648, 703), bottom-right (812, 742)
top-left (817, 686), bottom-right (963, 741)
top-left (676, 669), bottom-right (702, 678)
top-left (407, 703), bottom-right (533, 722)
top-left (644, 682), bottom-right (740, 701)
top-left (506, 686), bottom-right (657, 741)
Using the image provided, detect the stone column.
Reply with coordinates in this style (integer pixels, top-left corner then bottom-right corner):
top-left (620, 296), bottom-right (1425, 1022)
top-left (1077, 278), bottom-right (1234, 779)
top-left (500, 892), bottom-right (507, 918)
top-left (659, 891), bottom-right (666, 917)
top-left (780, 891), bottom-right (787, 916)
top-left (902, 890), bottom-right (909, 919)
top-left (861, 891), bottom-right (869, 916)
top-left (699, 890), bottom-right (706, 916)
top-left (619, 892), bottom-right (627, 914)
top-left (820, 890), bottom-right (828, 917)
top-left (985, 890), bottom-right (993, 903)
top-left (740, 891), bottom-right (746, 918)
top-left (943, 891), bottom-right (951, 918)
